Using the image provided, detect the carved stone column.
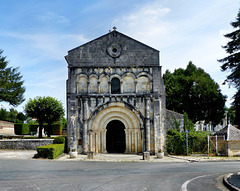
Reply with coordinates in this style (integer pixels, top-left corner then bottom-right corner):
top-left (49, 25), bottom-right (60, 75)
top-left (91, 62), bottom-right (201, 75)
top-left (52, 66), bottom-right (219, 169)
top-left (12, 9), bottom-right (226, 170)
top-left (97, 80), bottom-right (100, 93)
top-left (82, 97), bottom-right (88, 154)
top-left (141, 127), bottom-right (144, 153)
top-left (87, 81), bottom-right (90, 94)
top-left (108, 81), bottom-right (111, 94)
top-left (145, 97), bottom-right (151, 152)
top-left (134, 79), bottom-right (137, 94)
top-left (102, 129), bottom-right (107, 153)
top-left (88, 129), bottom-right (93, 152)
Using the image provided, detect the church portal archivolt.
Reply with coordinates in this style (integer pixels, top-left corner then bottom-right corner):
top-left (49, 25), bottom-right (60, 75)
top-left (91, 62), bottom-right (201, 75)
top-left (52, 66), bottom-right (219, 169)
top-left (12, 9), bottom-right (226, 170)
top-left (90, 102), bottom-right (142, 154)
top-left (66, 29), bottom-right (166, 155)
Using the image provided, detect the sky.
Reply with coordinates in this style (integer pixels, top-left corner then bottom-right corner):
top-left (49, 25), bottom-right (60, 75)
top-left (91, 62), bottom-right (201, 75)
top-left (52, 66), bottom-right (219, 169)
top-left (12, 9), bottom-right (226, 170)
top-left (0, 0), bottom-right (239, 113)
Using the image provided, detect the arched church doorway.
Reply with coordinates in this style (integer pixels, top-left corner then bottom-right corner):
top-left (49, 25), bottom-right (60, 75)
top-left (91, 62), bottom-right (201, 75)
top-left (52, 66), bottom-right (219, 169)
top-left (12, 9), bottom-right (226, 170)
top-left (106, 120), bottom-right (126, 153)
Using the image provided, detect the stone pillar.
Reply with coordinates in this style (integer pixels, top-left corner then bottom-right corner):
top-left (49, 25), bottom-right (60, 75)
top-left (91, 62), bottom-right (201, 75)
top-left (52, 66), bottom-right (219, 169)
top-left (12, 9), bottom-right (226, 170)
top-left (120, 79), bottom-right (123, 94)
top-left (82, 97), bottom-right (88, 154)
top-left (97, 80), bottom-right (100, 93)
top-left (76, 82), bottom-right (79, 94)
top-left (150, 80), bottom-right (153, 93)
top-left (100, 131), bottom-right (104, 152)
top-left (134, 129), bottom-right (138, 153)
top-left (70, 114), bottom-right (77, 152)
top-left (87, 81), bottom-right (90, 94)
top-left (125, 129), bottom-right (129, 153)
top-left (95, 131), bottom-right (100, 153)
top-left (129, 130), bottom-right (132, 153)
top-left (108, 81), bottom-right (111, 94)
top-left (134, 79), bottom-right (137, 94)
top-left (102, 129), bottom-right (107, 153)
top-left (131, 129), bottom-right (135, 152)
top-left (145, 97), bottom-right (151, 152)
top-left (141, 127), bottom-right (144, 153)
top-left (88, 129), bottom-right (93, 152)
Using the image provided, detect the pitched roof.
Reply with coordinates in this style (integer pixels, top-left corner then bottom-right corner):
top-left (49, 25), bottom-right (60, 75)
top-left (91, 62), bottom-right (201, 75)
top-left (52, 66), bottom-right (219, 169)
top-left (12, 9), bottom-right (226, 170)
top-left (214, 124), bottom-right (240, 140)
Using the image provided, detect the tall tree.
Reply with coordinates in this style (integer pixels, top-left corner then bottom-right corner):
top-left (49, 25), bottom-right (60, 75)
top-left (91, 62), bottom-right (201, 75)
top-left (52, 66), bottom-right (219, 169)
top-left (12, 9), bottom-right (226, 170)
top-left (42, 97), bottom-right (65, 137)
top-left (163, 62), bottom-right (226, 125)
top-left (0, 50), bottom-right (25, 106)
top-left (218, 9), bottom-right (240, 127)
top-left (25, 96), bottom-right (64, 138)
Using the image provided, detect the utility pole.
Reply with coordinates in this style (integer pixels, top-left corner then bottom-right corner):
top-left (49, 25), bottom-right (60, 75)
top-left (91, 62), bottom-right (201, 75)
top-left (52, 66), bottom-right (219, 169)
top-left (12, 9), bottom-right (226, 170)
top-left (185, 130), bottom-right (189, 156)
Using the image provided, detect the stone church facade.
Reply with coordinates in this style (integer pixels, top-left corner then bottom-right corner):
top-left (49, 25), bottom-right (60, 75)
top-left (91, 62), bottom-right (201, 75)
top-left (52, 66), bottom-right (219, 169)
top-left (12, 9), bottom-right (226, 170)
top-left (65, 29), bottom-right (165, 155)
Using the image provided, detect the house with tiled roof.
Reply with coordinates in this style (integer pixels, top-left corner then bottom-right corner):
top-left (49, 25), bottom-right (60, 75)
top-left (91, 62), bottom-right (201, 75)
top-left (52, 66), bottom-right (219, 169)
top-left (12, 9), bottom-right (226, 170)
top-left (214, 124), bottom-right (240, 156)
top-left (214, 124), bottom-right (240, 141)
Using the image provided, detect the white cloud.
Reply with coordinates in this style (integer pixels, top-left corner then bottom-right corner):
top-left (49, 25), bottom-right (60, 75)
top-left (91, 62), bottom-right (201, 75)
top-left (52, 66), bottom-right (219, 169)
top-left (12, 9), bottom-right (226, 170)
top-left (37, 12), bottom-right (70, 24)
top-left (113, 1), bottom-right (172, 49)
top-left (111, 0), bottom-right (238, 107)
top-left (0, 32), bottom-right (88, 62)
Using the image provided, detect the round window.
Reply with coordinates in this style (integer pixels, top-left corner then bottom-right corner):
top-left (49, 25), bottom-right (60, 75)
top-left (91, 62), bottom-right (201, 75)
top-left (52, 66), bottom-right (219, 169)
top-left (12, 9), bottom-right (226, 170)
top-left (107, 43), bottom-right (122, 58)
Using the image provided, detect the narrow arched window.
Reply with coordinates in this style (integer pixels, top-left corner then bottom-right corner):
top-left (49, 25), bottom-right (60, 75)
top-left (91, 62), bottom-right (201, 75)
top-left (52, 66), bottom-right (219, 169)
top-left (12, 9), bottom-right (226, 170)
top-left (111, 78), bottom-right (120, 94)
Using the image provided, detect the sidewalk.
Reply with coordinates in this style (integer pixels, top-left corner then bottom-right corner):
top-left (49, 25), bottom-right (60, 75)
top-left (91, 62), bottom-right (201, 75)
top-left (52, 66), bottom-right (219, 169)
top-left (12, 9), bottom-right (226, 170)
top-left (57, 153), bottom-right (240, 162)
top-left (56, 153), bottom-right (190, 162)
top-left (0, 150), bottom-right (37, 160)
top-left (1, 150), bottom-right (240, 163)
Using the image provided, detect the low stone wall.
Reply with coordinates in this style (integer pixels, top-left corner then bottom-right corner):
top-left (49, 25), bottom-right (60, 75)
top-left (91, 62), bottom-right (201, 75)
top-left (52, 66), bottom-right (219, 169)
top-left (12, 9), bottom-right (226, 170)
top-left (0, 139), bottom-right (54, 150)
top-left (227, 140), bottom-right (240, 157)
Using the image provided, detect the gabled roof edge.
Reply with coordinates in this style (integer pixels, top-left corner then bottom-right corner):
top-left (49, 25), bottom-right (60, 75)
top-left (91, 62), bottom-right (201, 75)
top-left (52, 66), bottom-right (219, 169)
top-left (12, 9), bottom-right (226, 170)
top-left (67, 30), bottom-right (160, 53)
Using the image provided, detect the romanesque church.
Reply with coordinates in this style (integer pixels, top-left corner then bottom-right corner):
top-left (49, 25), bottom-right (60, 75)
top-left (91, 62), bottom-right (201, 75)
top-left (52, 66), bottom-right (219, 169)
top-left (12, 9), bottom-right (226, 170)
top-left (65, 28), bottom-right (165, 155)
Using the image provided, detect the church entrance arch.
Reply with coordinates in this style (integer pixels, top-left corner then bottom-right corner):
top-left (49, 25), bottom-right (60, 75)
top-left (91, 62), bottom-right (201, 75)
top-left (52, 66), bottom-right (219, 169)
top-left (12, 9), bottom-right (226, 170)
top-left (91, 103), bottom-right (142, 154)
top-left (106, 120), bottom-right (126, 153)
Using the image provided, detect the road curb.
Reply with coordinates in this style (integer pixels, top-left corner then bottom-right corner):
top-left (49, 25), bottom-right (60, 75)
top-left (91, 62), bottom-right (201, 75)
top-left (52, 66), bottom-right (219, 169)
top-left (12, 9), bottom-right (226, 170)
top-left (167, 155), bottom-right (199, 163)
top-left (223, 173), bottom-right (240, 191)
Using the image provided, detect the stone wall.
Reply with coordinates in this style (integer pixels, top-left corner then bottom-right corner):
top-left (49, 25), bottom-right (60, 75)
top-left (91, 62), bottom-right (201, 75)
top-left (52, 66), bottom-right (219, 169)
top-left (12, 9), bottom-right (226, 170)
top-left (0, 120), bottom-right (14, 134)
top-left (166, 110), bottom-right (184, 131)
top-left (0, 139), bottom-right (53, 150)
top-left (227, 140), bottom-right (240, 157)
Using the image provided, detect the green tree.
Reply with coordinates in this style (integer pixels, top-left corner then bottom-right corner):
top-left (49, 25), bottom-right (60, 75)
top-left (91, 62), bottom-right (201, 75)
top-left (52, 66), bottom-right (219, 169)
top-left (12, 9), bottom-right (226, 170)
top-left (16, 112), bottom-right (27, 123)
top-left (0, 108), bottom-right (8, 121)
top-left (163, 61), bottom-right (226, 125)
top-left (0, 50), bottom-right (25, 106)
top-left (225, 106), bottom-right (235, 125)
top-left (183, 112), bottom-right (195, 131)
top-left (218, 9), bottom-right (240, 127)
top-left (42, 97), bottom-right (65, 137)
top-left (24, 96), bottom-right (64, 138)
top-left (8, 108), bottom-right (18, 122)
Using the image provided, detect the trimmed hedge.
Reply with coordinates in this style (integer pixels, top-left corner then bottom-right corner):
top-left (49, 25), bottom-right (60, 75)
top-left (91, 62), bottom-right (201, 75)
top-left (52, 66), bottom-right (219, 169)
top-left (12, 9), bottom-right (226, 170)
top-left (14, 123), bottom-right (63, 135)
top-left (14, 123), bottom-right (29, 135)
top-left (37, 144), bottom-right (64, 159)
top-left (29, 125), bottom-right (38, 134)
top-left (53, 136), bottom-right (65, 144)
top-left (54, 136), bottom-right (68, 153)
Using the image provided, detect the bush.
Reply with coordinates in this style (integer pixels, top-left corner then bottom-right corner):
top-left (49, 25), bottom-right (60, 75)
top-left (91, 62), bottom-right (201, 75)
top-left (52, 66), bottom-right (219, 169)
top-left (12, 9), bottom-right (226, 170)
top-left (166, 129), bottom-right (186, 155)
top-left (53, 136), bottom-right (65, 144)
top-left (37, 144), bottom-right (64, 159)
top-left (14, 123), bottom-right (29, 135)
top-left (54, 136), bottom-right (68, 153)
top-left (166, 129), bottom-right (209, 155)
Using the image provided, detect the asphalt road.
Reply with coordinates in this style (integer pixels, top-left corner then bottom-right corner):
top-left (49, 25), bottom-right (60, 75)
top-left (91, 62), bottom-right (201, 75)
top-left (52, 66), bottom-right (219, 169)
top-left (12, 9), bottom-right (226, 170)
top-left (0, 159), bottom-right (238, 191)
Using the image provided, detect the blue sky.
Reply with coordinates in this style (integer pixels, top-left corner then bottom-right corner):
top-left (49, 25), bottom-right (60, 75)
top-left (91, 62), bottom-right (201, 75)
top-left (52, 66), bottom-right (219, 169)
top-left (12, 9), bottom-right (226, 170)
top-left (0, 0), bottom-right (239, 113)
